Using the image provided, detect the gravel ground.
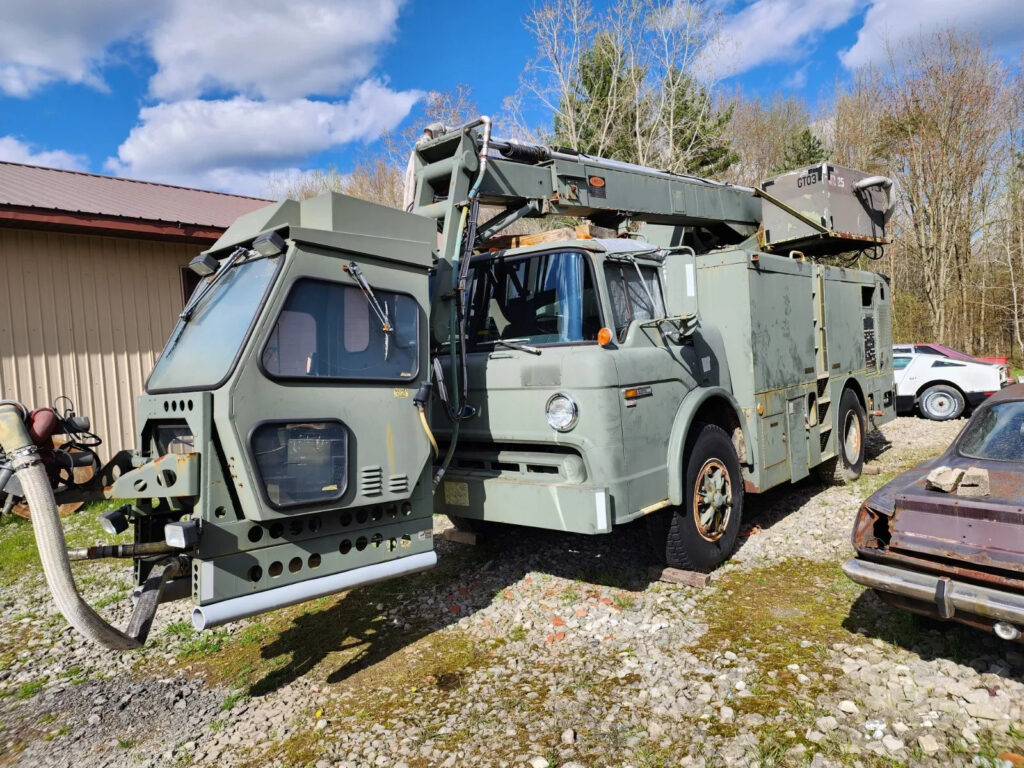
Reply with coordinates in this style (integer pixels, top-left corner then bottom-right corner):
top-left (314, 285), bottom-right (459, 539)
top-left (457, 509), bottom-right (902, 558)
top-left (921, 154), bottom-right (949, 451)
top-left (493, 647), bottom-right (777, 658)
top-left (2, 416), bottom-right (1022, 768)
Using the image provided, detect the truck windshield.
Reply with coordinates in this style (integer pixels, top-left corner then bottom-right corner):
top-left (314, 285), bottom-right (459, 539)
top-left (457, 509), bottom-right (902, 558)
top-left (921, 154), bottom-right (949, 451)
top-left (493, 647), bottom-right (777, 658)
top-left (147, 255), bottom-right (279, 392)
top-left (466, 250), bottom-right (601, 348)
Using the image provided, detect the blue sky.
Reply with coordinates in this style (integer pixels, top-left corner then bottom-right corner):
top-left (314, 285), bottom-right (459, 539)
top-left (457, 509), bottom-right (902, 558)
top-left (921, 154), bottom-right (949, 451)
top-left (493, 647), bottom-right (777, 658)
top-left (1, 0), bottom-right (1022, 198)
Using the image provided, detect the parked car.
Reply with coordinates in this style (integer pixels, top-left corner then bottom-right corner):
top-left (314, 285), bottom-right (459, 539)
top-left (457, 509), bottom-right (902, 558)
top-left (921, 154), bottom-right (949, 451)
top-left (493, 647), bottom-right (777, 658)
top-left (894, 352), bottom-right (1002, 420)
top-left (844, 384), bottom-right (1024, 642)
top-left (893, 342), bottom-right (1009, 384)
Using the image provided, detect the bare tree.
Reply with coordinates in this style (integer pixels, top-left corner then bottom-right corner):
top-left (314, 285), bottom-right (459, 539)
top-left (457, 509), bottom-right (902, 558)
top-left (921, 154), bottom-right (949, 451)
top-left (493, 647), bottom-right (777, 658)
top-left (510, 0), bottom-right (733, 175)
top-left (846, 31), bottom-right (1009, 349)
top-left (720, 90), bottom-right (812, 186)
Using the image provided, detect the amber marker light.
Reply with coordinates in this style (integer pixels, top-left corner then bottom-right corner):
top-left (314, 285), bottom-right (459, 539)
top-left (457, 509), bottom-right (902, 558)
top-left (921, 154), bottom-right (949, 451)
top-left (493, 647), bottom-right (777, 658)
top-left (597, 327), bottom-right (613, 347)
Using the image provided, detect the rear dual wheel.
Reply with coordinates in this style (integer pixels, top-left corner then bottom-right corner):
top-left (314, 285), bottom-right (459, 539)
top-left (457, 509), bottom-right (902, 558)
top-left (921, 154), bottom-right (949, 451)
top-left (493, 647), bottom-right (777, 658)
top-left (648, 423), bottom-right (744, 573)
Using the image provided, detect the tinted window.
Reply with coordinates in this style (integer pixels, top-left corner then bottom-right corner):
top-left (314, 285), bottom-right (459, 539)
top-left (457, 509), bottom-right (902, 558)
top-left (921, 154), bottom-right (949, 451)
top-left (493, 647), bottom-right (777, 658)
top-left (959, 402), bottom-right (1024, 462)
top-left (893, 356), bottom-right (912, 370)
top-left (252, 421), bottom-right (348, 507)
top-left (604, 262), bottom-right (666, 341)
top-left (263, 279), bottom-right (418, 380)
top-left (466, 250), bottom-right (601, 347)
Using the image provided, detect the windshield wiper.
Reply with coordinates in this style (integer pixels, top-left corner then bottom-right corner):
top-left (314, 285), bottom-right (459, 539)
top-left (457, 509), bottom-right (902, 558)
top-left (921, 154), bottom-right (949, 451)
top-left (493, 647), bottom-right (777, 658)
top-left (344, 261), bottom-right (393, 358)
top-left (167, 246), bottom-right (248, 352)
top-left (486, 338), bottom-right (542, 355)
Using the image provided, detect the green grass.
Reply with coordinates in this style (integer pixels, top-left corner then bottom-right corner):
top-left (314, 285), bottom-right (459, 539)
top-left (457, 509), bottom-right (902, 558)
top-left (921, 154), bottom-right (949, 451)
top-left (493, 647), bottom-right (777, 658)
top-left (178, 630), bottom-right (231, 658)
top-left (163, 620), bottom-right (195, 639)
top-left (7, 680), bottom-right (46, 700)
top-left (220, 691), bottom-right (247, 711)
top-left (0, 499), bottom-right (130, 587)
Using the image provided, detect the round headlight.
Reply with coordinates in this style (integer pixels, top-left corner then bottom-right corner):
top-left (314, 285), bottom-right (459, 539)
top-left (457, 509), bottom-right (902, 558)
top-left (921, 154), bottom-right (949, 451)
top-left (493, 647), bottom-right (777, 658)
top-left (545, 393), bottom-right (579, 432)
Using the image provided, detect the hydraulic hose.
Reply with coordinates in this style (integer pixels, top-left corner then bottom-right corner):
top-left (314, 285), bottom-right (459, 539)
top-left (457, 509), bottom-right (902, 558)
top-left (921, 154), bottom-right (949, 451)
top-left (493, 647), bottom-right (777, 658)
top-left (417, 405), bottom-right (439, 459)
top-left (0, 403), bottom-right (140, 650)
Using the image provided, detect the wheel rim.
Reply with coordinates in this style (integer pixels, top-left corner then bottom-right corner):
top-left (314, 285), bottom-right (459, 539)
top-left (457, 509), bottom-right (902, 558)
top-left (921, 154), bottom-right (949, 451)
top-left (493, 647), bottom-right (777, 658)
top-left (843, 410), bottom-right (862, 462)
top-left (692, 458), bottom-right (733, 542)
top-left (922, 391), bottom-right (957, 419)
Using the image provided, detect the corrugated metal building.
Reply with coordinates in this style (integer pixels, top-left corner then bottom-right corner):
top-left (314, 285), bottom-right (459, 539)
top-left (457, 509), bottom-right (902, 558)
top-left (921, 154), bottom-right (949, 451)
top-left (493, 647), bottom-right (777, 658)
top-left (0, 162), bottom-right (271, 456)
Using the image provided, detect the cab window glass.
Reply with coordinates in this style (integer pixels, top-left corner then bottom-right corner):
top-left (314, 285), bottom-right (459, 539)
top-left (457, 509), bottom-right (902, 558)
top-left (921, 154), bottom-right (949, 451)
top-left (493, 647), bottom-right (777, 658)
top-left (892, 356), bottom-right (912, 370)
top-left (604, 262), bottom-right (665, 341)
top-left (466, 251), bottom-right (601, 347)
top-left (262, 278), bottom-right (418, 380)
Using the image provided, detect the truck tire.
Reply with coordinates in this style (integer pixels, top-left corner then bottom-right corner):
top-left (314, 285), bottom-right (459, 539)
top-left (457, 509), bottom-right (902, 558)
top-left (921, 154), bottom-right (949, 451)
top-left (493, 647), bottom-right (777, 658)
top-left (653, 423), bottom-right (744, 573)
top-left (813, 387), bottom-right (865, 485)
top-left (917, 384), bottom-right (965, 421)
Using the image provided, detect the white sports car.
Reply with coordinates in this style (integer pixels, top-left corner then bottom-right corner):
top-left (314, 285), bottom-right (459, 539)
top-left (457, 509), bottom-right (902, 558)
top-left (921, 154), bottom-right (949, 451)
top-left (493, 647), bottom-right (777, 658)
top-left (893, 352), bottom-right (1003, 420)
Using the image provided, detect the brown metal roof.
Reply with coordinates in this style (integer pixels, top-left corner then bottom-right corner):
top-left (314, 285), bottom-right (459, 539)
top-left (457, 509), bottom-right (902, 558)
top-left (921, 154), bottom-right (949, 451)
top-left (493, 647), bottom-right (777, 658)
top-left (0, 161), bottom-right (272, 229)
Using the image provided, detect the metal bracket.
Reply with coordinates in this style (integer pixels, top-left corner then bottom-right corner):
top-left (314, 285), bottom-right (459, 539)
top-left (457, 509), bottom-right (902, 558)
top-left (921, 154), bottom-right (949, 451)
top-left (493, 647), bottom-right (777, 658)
top-left (111, 452), bottom-right (200, 498)
top-left (934, 576), bottom-right (955, 620)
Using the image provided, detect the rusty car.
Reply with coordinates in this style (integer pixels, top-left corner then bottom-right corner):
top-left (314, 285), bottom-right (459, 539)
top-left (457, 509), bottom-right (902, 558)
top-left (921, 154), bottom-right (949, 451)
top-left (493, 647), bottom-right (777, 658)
top-left (844, 384), bottom-right (1024, 641)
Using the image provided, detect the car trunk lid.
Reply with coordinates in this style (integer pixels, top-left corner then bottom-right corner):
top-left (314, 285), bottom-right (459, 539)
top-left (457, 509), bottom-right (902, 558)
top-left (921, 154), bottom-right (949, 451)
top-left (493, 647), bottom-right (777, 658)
top-left (891, 482), bottom-right (1024, 573)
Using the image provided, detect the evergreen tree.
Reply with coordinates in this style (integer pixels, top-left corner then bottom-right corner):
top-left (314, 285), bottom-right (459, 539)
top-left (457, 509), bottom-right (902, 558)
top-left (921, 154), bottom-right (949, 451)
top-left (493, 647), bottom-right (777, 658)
top-left (775, 128), bottom-right (828, 173)
top-left (663, 69), bottom-right (738, 176)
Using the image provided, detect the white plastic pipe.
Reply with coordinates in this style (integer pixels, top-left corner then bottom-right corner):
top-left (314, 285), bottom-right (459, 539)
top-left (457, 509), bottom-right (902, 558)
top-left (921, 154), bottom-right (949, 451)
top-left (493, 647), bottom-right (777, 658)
top-left (0, 405), bottom-right (140, 649)
top-left (192, 550), bottom-right (437, 630)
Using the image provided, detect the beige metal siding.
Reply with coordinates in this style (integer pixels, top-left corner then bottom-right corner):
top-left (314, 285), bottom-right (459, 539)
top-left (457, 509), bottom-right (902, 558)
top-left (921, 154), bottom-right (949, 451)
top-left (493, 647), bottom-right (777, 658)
top-left (0, 228), bottom-right (196, 457)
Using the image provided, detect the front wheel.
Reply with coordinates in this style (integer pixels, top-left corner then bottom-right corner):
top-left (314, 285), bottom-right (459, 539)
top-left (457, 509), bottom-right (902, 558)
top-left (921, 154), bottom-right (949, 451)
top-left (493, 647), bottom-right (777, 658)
top-left (918, 384), bottom-right (965, 421)
top-left (651, 423), bottom-right (744, 573)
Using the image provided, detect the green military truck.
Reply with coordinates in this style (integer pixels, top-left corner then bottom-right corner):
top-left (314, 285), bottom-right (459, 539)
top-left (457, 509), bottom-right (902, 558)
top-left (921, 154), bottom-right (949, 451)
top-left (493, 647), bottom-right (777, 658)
top-left (0, 118), bottom-right (894, 648)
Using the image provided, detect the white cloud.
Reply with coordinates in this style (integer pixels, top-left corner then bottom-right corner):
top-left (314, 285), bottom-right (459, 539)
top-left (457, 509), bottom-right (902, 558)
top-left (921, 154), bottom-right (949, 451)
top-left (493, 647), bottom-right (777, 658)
top-left (0, 0), bottom-right (156, 97)
top-left (0, 136), bottom-right (88, 170)
top-left (840, 0), bottom-right (1024, 70)
top-left (147, 0), bottom-right (404, 101)
top-left (697, 0), bottom-right (860, 80)
top-left (105, 80), bottom-right (421, 194)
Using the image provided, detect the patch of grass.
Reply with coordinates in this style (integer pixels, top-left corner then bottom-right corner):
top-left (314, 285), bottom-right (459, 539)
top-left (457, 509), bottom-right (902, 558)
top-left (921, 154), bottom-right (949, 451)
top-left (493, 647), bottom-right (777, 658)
top-left (507, 625), bottom-right (528, 642)
top-left (59, 665), bottom-right (90, 685)
top-left (12, 680), bottom-right (45, 700)
top-left (255, 727), bottom-right (324, 767)
top-left (164, 620), bottom-right (195, 639)
top-left (93, 592), bottom-right (126, 610)
top-left (635, 742), bottom-right (680, 767)
top-left (237, 623), bottom-right (271, 646)
top-left (613, 590), bottom-right (638, 611)
top-left (220, 691), bottom-right (247, 711)
top-left (697, 559), bottom-right (862, 741)
top-left (117, 737), bottom-right (134, 749)
top-left (41, 726), bottom-right (69, 741)
top-left (0, 499), bottom-right (133, 587)
top-left (0, 515), bottom-right (40, 588)
top-left (178, 630), bottom-right (230, 659)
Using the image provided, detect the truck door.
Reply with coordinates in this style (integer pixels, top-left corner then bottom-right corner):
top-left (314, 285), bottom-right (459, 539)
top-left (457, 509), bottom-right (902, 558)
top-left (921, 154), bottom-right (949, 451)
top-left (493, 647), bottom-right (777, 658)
top-left (605, 257), bottom-right (691, 513)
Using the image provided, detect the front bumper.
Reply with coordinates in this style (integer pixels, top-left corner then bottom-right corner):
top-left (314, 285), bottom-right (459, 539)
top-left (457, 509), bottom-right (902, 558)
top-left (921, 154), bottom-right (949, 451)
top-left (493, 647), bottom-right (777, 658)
top-left (843, 558), bottom-right (1024, 625)
top-left (435, 473), bottom-right (613, 534)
